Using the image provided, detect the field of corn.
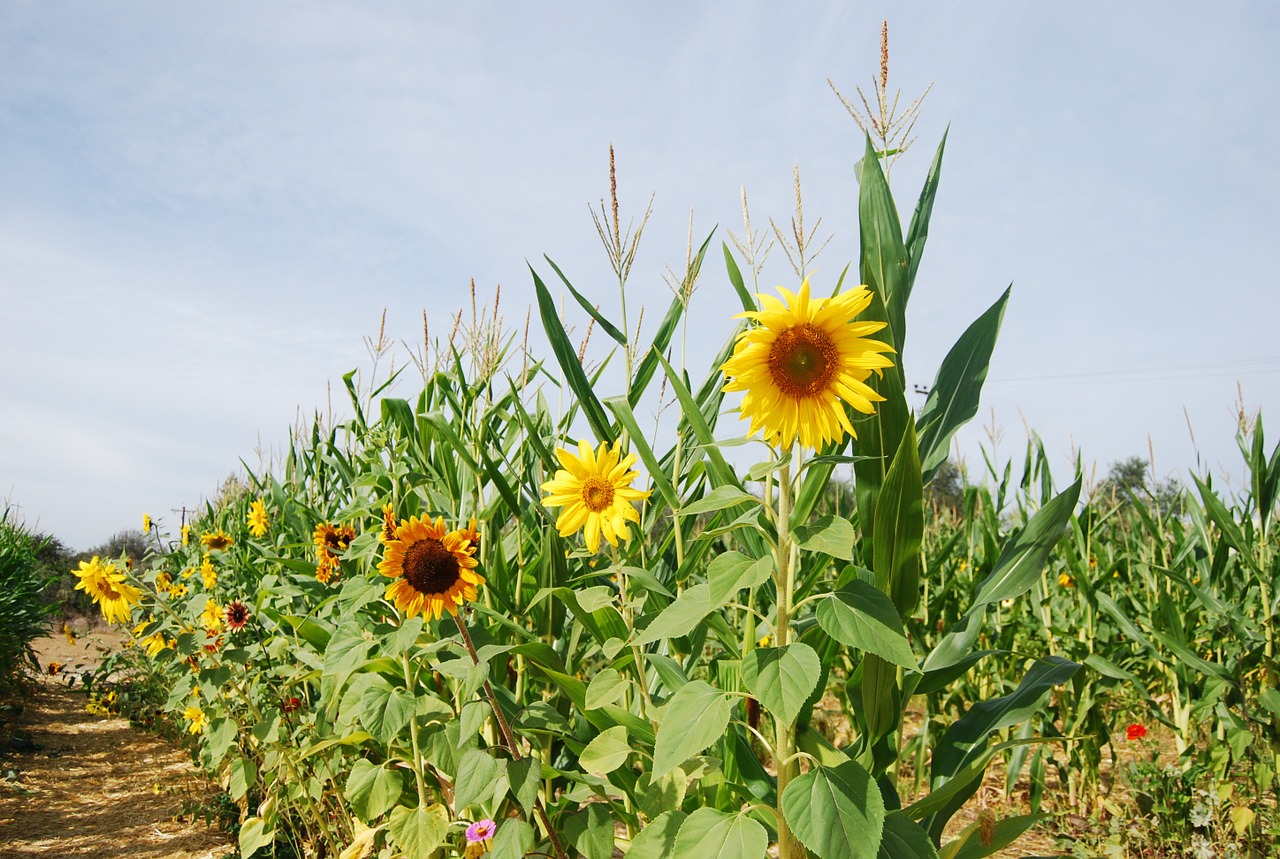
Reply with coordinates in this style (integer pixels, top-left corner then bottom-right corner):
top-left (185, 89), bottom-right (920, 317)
top-left (6, 111), bottom-right (1279, 859)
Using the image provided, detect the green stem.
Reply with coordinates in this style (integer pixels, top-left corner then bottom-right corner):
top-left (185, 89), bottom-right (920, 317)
top-left (772, 450), bottom-right (801, 859)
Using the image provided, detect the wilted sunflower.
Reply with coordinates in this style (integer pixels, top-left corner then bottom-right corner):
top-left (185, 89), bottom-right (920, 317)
top-left (225, 601), bottom-right (250, 631)
top-left (378, 516), bottom-right (484, 621)
top-left (247, 499), bottom-right (269, 538)
top-left (73, 556), bottom-right (143, 625)
top-left (201, 529), bottom-right (234, 551)
top-left (47, 661), bottom-right (62, 676)
top-left (540, 440), bottom-right (650, 554)
top-left (721, 278), bottom-right (895, 451)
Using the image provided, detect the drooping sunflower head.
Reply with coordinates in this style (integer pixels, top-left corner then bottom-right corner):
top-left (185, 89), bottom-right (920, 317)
top-left (540, 440), bottom-right (651, 554)
top-left (142, 513), bottom-right (151, 532)
top-left (225, 601), bottom-right (250, 631)
top-left (247, 499), bottom-right (270, 538)
top-left (201, 530), bottom-right (234, 552)
top-left (314, 522), bottom-right (355, 553)
top-left (378, 516), bottom-right (484, 621)
top-left (73, 556), bottom-right (143, 625)
top-left (379, 504), bottom-right (399, 543)
top-left (721, 278), bottom-right (896, 451)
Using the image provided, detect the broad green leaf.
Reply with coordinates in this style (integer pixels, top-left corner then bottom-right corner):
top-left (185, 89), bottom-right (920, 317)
top-left (345, 759), bottom-right (404, 822)
top-left (579, 725), bottom-right (631, 774)
top-left (359, 680), bottom-right (414, 746)
top-left (708, 552), bottom-right (773, 606)
top-left (653, 681), bottom-right (732, 777)
top-left (672, 808), bottom-right (769, 859)
top-left (565, 803), bottom-right (615, 859)
top-left (878, 812), bottom-right (938, 859)
top-left (627, 810), bottom-right (687, 859)
top-left (741, 644), bottom-right (821, 727)
top-left (228, 756), bottom-right (256, 802)
top-left (453, 748), bottom-right (504, 810)
top-left (816, 581), bottom-right (917, 669)
top-left (585, 668), bottom-right (628, 710)
top-left (635, 583), bottom-right (712, 646)
top-left (489, 818), bottom-right (535, 859)
top-left (204, 717), bottom-right (238, 769)
top-left (506, 757), bottom-right (542, 812)
top-left (872, 419), bottom-right (924, 617)
top-left (783, 760), bottom-right (886, 859)
top-left (238, 816), bottom-right (275, 858)
top-left (681, 486), bottom-right (759, 516)
top-left (947, 813), bottom-right (1044, 859)
top-left (916, 288), bottom-right (1008, 479)
top-left (794, 513), bottom-right (857, 560)
top-left (387, 804), bottom-right (448, 858)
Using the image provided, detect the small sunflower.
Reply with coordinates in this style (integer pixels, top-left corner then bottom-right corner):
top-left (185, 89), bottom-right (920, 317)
top-left (200, 557), bottom-right (217, 590)
top-left (201, 529), bottom-right (234, 552)
top-left (184, 705), bottom-right (207, 734)
top-left (378, 516), bottom-right (484, 621)
top-left (142, 632), bottom-right (168, 657)
top-left (47, 661), bottom-right (62, 676)
top-left (540, 440), bottom-right (650, 554)
top-left (225, 601), bottom-right (250, 631)
top-left (63, 623), bottom-right (76, 645)
top-left (73, 556), bottom-right (143, 625)
top-left (181, 524), bottom-right (190, 547)
top-left (1058, 572), bottom-right (1075, 588)
top-left (247, 499), bottom-right (269, 538)
top-left (315, 550), bottom-right (339, 584)
top-left (379, 503), bottom-right (399, 543)
top-left (201, 598), bottom-right (224, 633)
top-left (142, 512), bottom-right (152, 532)
top-left (314, 522), bottom-right (355, 584)
top-left (155, 571), bottom-right (173, 594)
top-left (721, 278), bottom-right (895, 451)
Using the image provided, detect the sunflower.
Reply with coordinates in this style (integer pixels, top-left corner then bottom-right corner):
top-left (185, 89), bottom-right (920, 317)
top-left (315, 550), bottom-right (339, 584)
top-left (200, 557), bottom-right (218, 590)
top-left (181, 524), bottom-right (190, 547)
top-left (184, 705), bottom-right (207, 734)
top-left (720, 278), bottom-right (895, 451)
top-left (247, 499), bottom-right (269, 538)
top-left (155, 571), bottom-right (173, 594)
top-left (142, 512), bottom-right (152, 532)
top-left (378, 516), bottom-right (484, 621)
top-left (314, 522), bottom-right (355, 584)
top-left (540, 440), bottom-right (650, 554)
top-left (73, 556), bottom-right (143, 625)
top-left (379, 504), bottom-right (399, 543)
top-left (201, 598), bottom-right (224, 633)
top-left (201, 529), bottom-right (234, 551)
top-left (225, 601), bottom-right (250, 631)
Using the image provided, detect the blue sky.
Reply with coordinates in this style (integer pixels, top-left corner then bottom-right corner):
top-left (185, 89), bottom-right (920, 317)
top-left (2, 3), bottom-right (1278, 549)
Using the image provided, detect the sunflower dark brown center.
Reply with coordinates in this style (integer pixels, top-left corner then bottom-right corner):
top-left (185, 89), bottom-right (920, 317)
top-left (403, 538), bottom-right (462, 594)
top-left (580, 477), bottom-right (615, 513)
top-left (768, 323), bottom-right (837, 398)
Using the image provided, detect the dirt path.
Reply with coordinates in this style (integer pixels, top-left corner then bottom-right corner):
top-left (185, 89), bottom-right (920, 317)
top-left (0, 626), bottom-right (235, 858)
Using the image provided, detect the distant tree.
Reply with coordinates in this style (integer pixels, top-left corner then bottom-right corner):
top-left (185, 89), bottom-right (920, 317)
top-left (1095, 456), bottom-right (1183, 518)
top-left (926, 459), bottom-right (966, 516)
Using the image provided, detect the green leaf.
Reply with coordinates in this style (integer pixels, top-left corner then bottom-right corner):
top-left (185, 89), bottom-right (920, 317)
top-left (653, 681), bottom-right (732, 777)
top-left (858, 134), bottom-right (908, 353)
top-left (794, 513), bottom-right (857, 560)
top-left (454, 748), bottom-right (505, 811)
top-left (635, 583), bottom-right (712, 646)
top-left (916, 288), bottom-right (1009, 479)
top-left (566, 803), bottom-right (616, 859)
top-left (579, 725), bottom-right (631, 774)
top-left (228, 756), bottom-right (256, 802)
top-left (817, 581), bottom-right (917, 669)
top-left (506, 757), bottom-right (542, 812)
top-left (489, 818), bottom-right (536, 859)
top-left (238, 816), bottom-right (275, 858)
top-left (542, 254), bottom-right (627, 344)
top-left (345, 758), bottom-right (404, 822)
top-left (971, 480), bottom-right (1082, 608)
top-left (605, 395), bottom-right (680, 513)
top-left (654, 349), bottom-right (741, 490)
top-left (585, 668), bottom-right (628, 710)
top-left (783, 760), bottom-right (886, 859)
top-left (741, 644), bottom-right (821, 727)
top-left (359, 680), bottom-right (414, 746)
top-left (681, 486), bottom-right (759, 516)
top-left (387, 804), bottom-right (448, 858)
top-left (878, 812), bottom-right (938, 859)
top-left (672, 808), bottom-right (769, 859)
top-left (872, 420), bottom-right (924, 617)
top-left (708, 552), bottom-right (773, 607)
top-left (947, 813), bottom-right (1044, 859)
top-left (204, 717), bottom-right (238, 768)
top-left (904, 130), bottom-right (947, 299)
top-left (531, 265), bottom-right (614, 442)
top-left (627, 810), bottom-right (687, 859)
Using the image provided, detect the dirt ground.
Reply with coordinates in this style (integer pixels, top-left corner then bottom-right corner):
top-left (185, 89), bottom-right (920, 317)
top-left (0, 621), bottom-right (235, 859)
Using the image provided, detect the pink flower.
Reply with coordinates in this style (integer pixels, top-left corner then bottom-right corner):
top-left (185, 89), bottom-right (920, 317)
top-left (465, 819), bottom-right (496, 843)
top-left (1125, 723), bottom-right (1147, 741)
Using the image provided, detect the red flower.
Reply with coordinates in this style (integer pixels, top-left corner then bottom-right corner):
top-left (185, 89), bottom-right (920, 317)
top-left (282, 696), bottom-right (302, 713)
top-left (1125, 723), bottom-right (1147, 741)
top-left (225, 601), bottom-right (250, 631)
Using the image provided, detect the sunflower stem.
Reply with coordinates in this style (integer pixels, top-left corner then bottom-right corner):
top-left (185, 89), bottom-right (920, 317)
top-left (458, 610), bottom-right (569, 859)
top-left (400, 652), bottom-right (431, 810)
top-left (772, 450), bottom-right (802, 859)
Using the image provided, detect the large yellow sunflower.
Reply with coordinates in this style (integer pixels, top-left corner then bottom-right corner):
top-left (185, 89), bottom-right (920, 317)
top-left (540, 440), bottom-right (650, 554)
top-left (201, 529), bottom-right (234, 551)
top-left (378, 516), bottom-right (484, 621)
top-left (73, 556), bottom-right (142, 625)
top-left (720, 278), bottom-right (895, 451)
top-left (247, 499), bottom-right (269, 538)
